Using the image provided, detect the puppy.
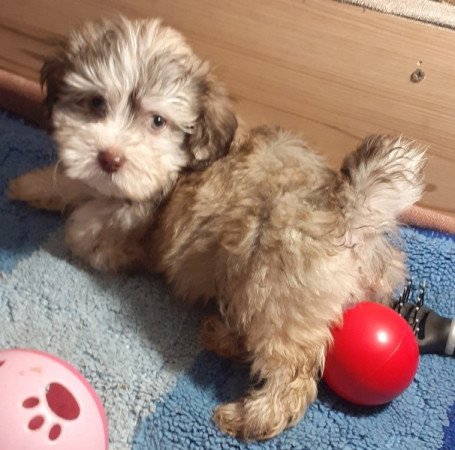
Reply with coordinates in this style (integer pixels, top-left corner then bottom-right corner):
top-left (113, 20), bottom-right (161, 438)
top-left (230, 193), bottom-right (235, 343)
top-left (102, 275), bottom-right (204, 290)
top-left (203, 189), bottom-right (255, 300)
top-left (9, 17), bottom-right (425, 440)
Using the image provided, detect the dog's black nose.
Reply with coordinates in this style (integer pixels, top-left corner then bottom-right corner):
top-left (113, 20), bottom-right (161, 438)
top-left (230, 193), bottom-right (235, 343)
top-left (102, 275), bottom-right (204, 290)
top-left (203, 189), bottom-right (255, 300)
top-left (97, 150), bottom-right (125, 173)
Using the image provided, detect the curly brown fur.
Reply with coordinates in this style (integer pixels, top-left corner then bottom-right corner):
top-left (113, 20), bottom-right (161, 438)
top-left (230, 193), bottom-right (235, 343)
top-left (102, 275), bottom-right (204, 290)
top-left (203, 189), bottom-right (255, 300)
top-left (8, 17), bottom-right (425, 440)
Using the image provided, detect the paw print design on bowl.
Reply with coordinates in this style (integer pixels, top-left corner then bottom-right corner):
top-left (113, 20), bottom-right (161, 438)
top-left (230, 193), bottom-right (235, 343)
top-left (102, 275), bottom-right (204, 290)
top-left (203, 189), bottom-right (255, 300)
top-left (0, 349), bottom-right (108, 449)
top-left (23, 382), bottom-right (80, 441)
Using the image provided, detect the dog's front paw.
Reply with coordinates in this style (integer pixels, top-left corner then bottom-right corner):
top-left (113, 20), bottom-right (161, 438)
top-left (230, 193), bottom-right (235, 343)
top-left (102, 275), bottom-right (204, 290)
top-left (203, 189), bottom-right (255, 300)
top-left (65, 200), bottom-right (145, 272)
top-left (8, 171), bottom-right (65, 211)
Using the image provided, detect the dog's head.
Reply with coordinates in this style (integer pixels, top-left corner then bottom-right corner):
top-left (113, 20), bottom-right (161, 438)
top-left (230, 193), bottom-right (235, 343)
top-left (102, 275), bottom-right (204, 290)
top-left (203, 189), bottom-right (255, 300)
top-left (42, 17), bottom-right (237, 201)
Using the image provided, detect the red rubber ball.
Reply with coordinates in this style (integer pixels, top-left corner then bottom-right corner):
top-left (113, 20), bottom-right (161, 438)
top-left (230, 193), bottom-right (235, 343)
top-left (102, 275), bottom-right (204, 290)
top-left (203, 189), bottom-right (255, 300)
top-left (323, 301), bottom-right (419, 406)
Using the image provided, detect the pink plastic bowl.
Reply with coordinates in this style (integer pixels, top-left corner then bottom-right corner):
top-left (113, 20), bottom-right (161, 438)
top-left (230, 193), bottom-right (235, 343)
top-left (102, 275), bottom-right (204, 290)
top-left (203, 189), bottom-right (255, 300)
top-left (0, 349), bottom-right (108, 450)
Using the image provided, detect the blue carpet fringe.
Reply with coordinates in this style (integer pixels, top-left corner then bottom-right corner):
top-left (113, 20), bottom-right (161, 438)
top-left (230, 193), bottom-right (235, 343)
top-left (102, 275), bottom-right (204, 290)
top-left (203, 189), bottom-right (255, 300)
top-left (0, 110), bottom-right (454, 449)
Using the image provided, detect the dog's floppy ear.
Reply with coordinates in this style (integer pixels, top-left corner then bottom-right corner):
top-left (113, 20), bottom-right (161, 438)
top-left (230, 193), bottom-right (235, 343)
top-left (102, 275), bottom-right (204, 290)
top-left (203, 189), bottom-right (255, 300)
top-left (40, 49), bottom-right (67, 120)
top-left (186, 75), bottom-right (238, 170)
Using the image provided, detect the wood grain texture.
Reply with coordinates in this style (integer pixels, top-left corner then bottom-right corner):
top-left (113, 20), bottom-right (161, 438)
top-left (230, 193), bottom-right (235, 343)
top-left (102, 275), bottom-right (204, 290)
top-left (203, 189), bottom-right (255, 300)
top-left (1, 0), bottom-right (454, 216)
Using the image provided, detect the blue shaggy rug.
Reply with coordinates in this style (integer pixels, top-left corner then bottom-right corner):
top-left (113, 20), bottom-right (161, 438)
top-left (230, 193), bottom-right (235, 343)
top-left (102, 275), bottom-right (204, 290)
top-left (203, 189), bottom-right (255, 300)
top-left (1, 110), bottom-right (454, 450)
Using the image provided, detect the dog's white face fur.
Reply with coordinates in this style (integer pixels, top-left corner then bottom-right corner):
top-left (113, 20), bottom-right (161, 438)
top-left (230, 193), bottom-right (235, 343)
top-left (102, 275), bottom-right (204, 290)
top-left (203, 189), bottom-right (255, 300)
top-left (43, 18), bottom-right (236, 201)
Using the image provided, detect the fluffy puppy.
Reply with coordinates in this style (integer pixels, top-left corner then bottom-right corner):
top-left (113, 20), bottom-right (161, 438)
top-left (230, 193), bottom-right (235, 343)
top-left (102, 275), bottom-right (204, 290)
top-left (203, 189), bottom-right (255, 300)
top-left (9, 17), bottom-right (425, 440)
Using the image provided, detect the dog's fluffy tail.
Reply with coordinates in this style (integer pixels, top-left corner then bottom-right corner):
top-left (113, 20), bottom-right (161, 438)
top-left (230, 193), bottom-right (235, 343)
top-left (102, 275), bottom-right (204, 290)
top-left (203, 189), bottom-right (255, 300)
top-left (341, 135), bottom-right (426, 235)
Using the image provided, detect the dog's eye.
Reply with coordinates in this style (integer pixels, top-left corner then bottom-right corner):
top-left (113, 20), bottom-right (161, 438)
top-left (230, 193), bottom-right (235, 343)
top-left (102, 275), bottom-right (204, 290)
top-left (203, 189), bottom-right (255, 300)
top-left (88, 95), bottom-right (107, 116)
top-left (151, 114), bottom-right (167, 131)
